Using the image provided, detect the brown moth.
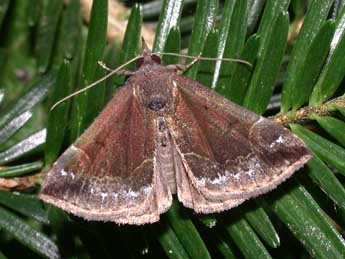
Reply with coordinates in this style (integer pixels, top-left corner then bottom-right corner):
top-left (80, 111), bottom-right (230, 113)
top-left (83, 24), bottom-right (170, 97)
top-left (40, 45), bottom-right (311, 225)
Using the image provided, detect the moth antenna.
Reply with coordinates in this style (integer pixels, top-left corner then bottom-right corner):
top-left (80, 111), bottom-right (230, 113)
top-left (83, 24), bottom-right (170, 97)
top-left (184, 52), bottom-right (202, 71)
top-left (153, 52), bottom-right (252, 67)
top-left (50, 55), bottom-right (143, 111)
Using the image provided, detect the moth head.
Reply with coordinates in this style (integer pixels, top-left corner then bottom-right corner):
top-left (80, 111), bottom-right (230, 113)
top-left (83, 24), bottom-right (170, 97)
top-left (136, 54), bottom-right (161, 68)
top-left (137, 37), bottom-right (162, 68)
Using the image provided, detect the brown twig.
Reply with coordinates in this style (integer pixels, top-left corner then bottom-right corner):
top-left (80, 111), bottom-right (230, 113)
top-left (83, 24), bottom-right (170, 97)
top-left (271, 95), bottom-right (345, 126)
top-left (0, 173), bottom-right (43, 190)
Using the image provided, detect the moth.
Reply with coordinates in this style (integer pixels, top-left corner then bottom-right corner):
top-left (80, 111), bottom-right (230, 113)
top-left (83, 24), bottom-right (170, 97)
top-left (40, 45), bottom-right (311, 225)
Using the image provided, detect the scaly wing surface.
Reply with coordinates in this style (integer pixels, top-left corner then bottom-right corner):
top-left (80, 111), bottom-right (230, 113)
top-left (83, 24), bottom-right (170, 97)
top-left (40, 85), bottom-right (171, 224)
top-left (168, 75), bottom-right (311, 212)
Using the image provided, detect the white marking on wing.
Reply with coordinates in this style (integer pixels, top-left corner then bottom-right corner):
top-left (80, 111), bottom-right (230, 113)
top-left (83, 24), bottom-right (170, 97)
top-left (276, 135), bottom-right (284, 143)
top-left (270, 135), bottom-right (285, 148)
top-left (210, 173), bottom-right (229, 185)
top-left (245, 168), bottom-right (254, 178)
top-left (127, 190), bottom-right (139, 198)
top-left (143, 185), bottom-right (153, 194)
top-left (112, 192), bottom-right (118, 199)
top-left (233, 173), bottom-right (241, 180)
top-left (100, 192), bottom-right (108, 202)
top-left (196, 177), bottom-right (206, 186)
top-left (60, 169), bottom-right (68, 176)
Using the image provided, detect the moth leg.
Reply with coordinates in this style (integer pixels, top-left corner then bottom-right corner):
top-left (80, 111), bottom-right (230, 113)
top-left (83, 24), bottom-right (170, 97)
top-left (166, 53), bottom-right (202, 75)
top-left (184, 53), bottom-right (202, 71)
top-left (165, 64), bottom-right (185, 73)
top-left (115, 69), bottom-right (135, 76)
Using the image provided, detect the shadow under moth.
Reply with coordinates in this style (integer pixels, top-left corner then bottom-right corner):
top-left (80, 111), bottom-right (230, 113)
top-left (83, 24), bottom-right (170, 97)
top-left (40, 45), bottom-right (311, 225)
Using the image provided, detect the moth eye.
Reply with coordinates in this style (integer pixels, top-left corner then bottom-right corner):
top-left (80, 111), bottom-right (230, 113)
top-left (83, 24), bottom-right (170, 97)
top-left (136, 57), bottom-right (144, 68)
top-left (136, 55), bottom-right (161, 68)
top-left (151, 55), bottom-right (161, 64)
top-left (148, 97), bottom-right (167, 111)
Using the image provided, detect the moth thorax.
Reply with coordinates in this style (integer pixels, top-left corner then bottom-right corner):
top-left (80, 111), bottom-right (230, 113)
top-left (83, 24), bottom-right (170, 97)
top-left (148, 95), bottom-right (167, 111)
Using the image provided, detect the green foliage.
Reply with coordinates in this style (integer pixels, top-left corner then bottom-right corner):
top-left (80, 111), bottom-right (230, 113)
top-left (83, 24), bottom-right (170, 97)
top-left (0, 0), bottom-right (345, 258)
